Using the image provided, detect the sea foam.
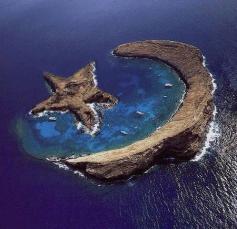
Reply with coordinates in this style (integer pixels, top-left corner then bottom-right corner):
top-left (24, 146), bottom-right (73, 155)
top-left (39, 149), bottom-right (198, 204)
top-left (192, 56), bottom-right (220, 161)
top-left (91, 61), bottom-right (98, 87)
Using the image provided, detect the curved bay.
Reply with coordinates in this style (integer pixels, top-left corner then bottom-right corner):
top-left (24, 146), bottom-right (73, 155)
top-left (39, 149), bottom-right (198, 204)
top-left (15, 57), bottom-right (185, 158)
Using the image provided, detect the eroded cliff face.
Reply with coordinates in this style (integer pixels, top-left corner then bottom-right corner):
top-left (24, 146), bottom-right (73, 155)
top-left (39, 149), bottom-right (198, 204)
top-left (31, 62), bottom-right (118, 134)
top-left (62, 40), bottom-right (214, 181)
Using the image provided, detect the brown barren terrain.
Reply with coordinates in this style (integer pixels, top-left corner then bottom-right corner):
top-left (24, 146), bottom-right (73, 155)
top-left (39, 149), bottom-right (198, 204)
top-left (63, 40), bottom-right (214, 181)
top-left (31, 62), bottom-right (118, 133)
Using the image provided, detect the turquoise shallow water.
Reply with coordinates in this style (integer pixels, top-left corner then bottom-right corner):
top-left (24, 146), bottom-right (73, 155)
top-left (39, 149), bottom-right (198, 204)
top-left (16, 56), bottom-right (185, 158)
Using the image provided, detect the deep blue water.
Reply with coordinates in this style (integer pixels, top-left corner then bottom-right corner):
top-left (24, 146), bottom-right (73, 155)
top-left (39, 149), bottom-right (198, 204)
top-left (1, 0), bottom-right (237, 228)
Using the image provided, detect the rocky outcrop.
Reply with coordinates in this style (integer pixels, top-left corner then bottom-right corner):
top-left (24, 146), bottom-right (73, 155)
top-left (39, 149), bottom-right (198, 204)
top-left (31, 62), bottom-right (118, 134)
top-left (62, 40), bottom-right (214, 181)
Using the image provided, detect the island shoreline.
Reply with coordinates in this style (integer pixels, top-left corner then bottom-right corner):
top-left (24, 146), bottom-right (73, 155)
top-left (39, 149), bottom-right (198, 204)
top-left (56, 40), bottom-right (214, 182)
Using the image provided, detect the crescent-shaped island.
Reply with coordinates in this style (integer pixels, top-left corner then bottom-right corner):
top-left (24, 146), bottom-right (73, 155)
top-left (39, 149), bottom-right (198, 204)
top-left (33, 40), bottom-right (214, 182)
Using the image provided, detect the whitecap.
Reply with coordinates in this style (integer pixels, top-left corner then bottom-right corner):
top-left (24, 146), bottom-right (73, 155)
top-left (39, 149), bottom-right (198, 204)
top-left (91, 62), bottom-right (98, 87)
top-left (192, 56), bottom-right (220, 161)
top-left (53, 162), bottom-right (70, 170)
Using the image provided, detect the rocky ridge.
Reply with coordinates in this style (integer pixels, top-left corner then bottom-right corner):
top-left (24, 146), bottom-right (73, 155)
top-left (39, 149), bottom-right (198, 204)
top-left (62, 40), bottom-right (214, 181)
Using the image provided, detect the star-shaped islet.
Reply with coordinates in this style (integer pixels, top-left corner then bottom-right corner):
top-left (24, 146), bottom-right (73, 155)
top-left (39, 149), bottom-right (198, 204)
top-left (30, 62), bottom-right (118, 135)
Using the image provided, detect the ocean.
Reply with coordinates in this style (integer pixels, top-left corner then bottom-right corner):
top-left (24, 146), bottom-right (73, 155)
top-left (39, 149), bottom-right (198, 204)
top-left (0, 0), bottom-right (237, 228)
